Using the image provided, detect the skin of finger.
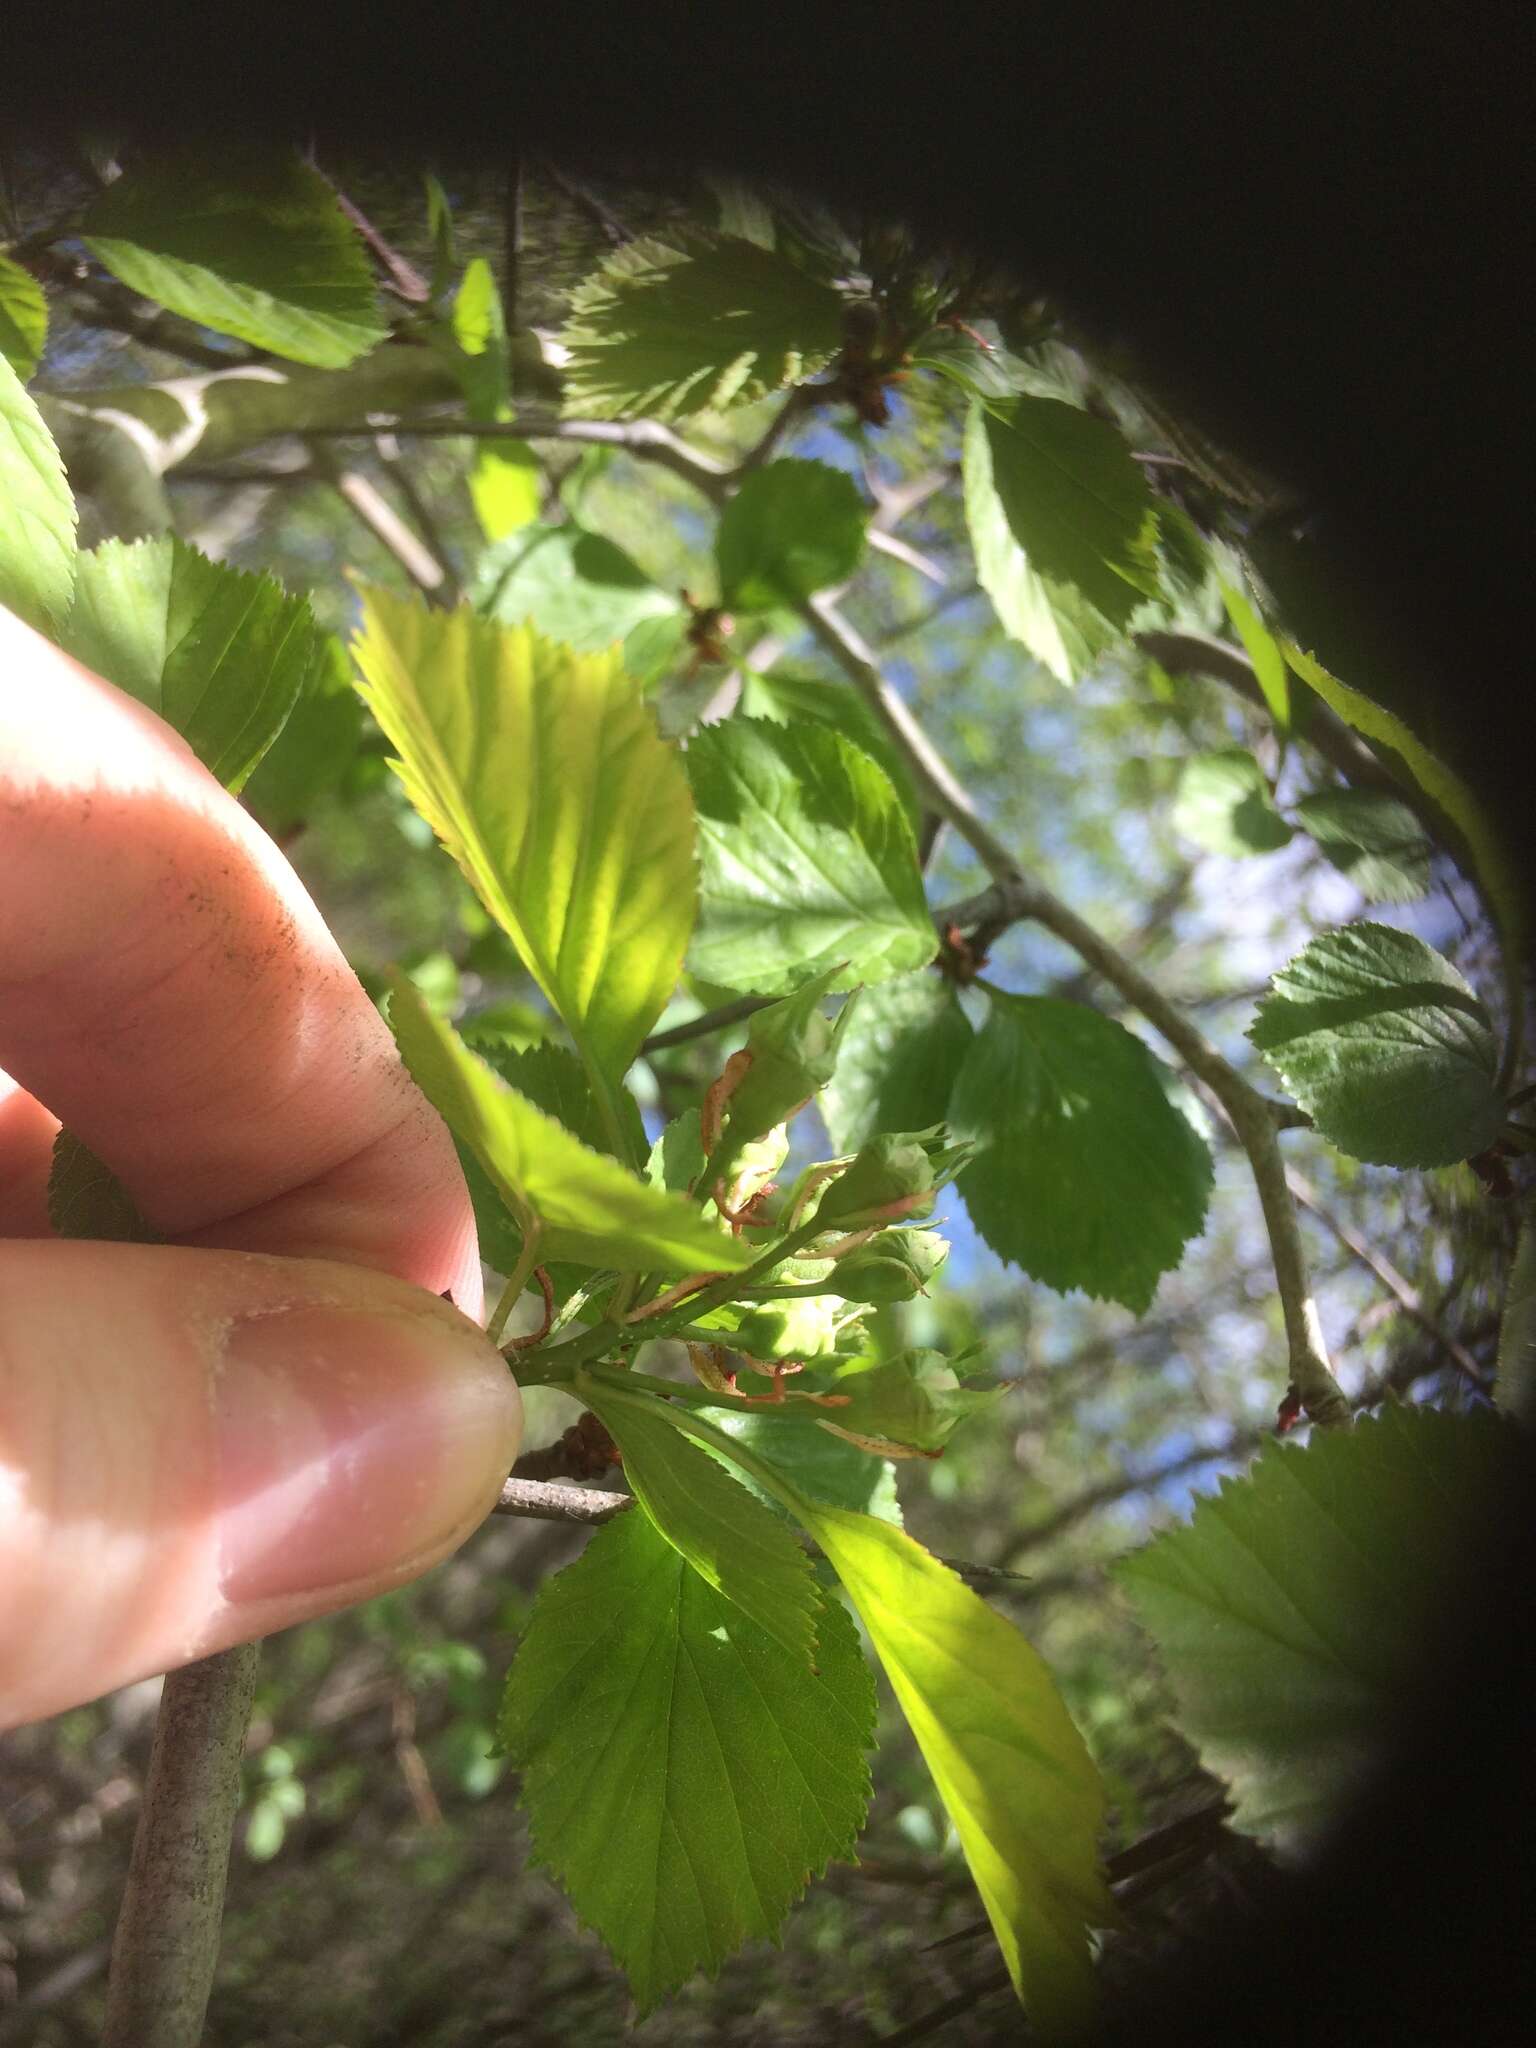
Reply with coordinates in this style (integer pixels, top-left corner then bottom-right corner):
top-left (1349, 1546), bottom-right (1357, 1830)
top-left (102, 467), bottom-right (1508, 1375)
top-left (0, 605), bottom-right (480, 1311)
top-left (0, 1243), bottom-right (520, 1731)
top-left (0, 1069), bottom-right (58, 1237)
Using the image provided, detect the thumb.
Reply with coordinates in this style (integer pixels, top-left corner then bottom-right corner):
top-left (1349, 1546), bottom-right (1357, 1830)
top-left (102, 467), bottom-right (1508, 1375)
top-left (0, 1241), bottom-right (522, 1730)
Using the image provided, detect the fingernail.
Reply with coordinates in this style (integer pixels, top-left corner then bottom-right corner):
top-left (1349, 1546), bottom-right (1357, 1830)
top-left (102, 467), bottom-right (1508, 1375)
top-left (214, 1302), bottom-right (520, 1606)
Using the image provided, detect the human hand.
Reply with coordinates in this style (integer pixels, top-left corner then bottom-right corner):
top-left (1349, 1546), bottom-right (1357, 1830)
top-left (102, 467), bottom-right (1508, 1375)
top-left (0, 604), bottom-right (522, 1730)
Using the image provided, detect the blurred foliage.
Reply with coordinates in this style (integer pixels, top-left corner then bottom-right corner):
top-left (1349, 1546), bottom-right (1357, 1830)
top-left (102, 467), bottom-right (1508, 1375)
top-left (0, 139), bottom-right (1520, 2045)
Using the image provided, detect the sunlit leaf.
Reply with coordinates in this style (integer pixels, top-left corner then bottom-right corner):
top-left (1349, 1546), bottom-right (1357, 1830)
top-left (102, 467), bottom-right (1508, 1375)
top-left (685, 719), bottom-right (935, 996)
top-left (803, 1505), bottom-right (1113, 2032)
top-left (560, 232), bottom-right (844, 420)
top-left (735, 665), bottom-right (922, 828)
top-left (1283, 642), bottom-right (1525, 956)
top-left (1219, 579), bottom-right (1290, 731)
top-left (962, 396), bottom-right (1157, 684)
top-left (578, 1383), bottom-right (820, 1662)
top-left (1249, 923), bottom-right (1504, 1167)
top-left (498, 1508), bottom-right (873, 2011)
top-left (388, 979), bottom-right (747, 1276)
top-left (0, 252), bottom-right (47, 380)
top-left (60, 536), bottom-right (328, 791)
top-left (0, 350), bottom-right (77, 632)
top-left (82, 151), bottom-right (386, 367)
top-left (951, 993), bottom-right (1212, 1311)
top-left (354, 587), bottom-right (696, 1085)
top-left (451, 256), bottom-right (540, 540)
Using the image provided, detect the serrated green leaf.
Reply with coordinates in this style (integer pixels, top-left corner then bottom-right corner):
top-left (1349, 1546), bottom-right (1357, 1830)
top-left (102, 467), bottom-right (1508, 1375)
top-left (1116, 1406), bottom-right (1525, 1854)
top-left (962, 396), bottom-right (1158, 685)
top-left (1496, 1204), bottom-right (1536, 1424)
top-left (1248, 923), bottom-right (1503, 1168)
top-left (685, 719), bottom-right (936, 997)
top-left (1283, 642), bottom-right (1525, 956)
top-left (470, 521), bottom-right (677, 651)
top-left (240, 634), bottom-right (362, 834)
top-left (1172, 748), bottom-right (1293, 858)
top-left (453, 1036), bottom-right (647, 1286)
top-left (560, 231), bottom-right (845, 421)
top-left (710, 1409), bottom-right (903, 1524)
top-left (388, 978), bottom-right (747, 1276)
top-left (578, 1384), bottom-right (821, 1662)
top-left (47, 1131), bottom-right (160, 1244)
top-left (818, 1352), bottom-right (1002, 1458)
top-left (59, 537), bottom-right (327, 792)
top-left (1219, 580), bottom-right (1290, 731)
top-left (1291, 788), bottom-right (1432, 903)
top-left (498, 1508), bottom-right (874, 2011)
top-left (820, 973), bottom-right (973, 1154)
top-left (950, 994), bottom-right (1213, 1312)
top-left (715, 459), bottom-right (866, 612)
top-left (353, 587), bottom-right (696, 1086)
top-left (451, 256), bottom-right (540, 542)
top-left (0, 350), bottom-right (77, 633)
top-left (81, 151), bottom-right (386, 368)
top-left (803, 1506), bottom-right (1112, 2032)
top-left (963, 400), bottom-right (1117, 685)
top-left (735, 665), bottom-right (922, 828)
top-left (0, 252), bottom-right (47, 380)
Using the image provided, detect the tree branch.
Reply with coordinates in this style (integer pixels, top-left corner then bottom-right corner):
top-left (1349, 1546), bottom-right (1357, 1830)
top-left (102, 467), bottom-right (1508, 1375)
top-left (101, 1643), bottom-right (259, 2048)
top-left (641, 993), bottom-right (774, 1054)
top-left (1285, 1167), bottom-right (1491, 1389)
top-left (307, 443), bottom-right (453, 602)
top-left (493, 1476), bottom-right (634, 1525)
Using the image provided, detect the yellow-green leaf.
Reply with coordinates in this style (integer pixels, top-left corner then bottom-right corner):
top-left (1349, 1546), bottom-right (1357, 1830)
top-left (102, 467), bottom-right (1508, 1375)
top-left (388, 977), bottom-right (747, 1276)
top-left (1283, 642), bottom-right (1524, 956)
top-left (353, 587), bottom-right (697, 1086)
top-left (803, 1507), bottom-right (1113, 2033)
top-left (0, 252), bottom-right (47, 380)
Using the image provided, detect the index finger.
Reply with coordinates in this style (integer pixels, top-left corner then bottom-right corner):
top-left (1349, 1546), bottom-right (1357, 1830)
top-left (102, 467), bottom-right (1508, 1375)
top-left (0, 605), bottom-right (481, 1313)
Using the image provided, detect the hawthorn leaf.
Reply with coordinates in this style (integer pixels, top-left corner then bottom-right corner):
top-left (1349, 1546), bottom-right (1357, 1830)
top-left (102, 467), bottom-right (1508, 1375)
top-left (950, 994), bottom-right (1213, 1312)
top-left (470, 521), bottom-right (678, 652)
top-left (354, 587), bottom-right (696, 1084)
top-left (685, 719), bottom-right (935, 996)
top-left (559, 231), bottom-right (844, 421)
top-left (578, 1383), bottom-right (820, 1662)
top-left (1248, 923), bottom-right (1503, 1167)
top-left (240, 634), bottom-right (363, 834)
top-left (1219, 580), bottom-right (1290, 731)
top-left (60, 536), bottom-right (328, 791)
top-left (452, 1036), bottom-right (646, 1284)
top-left (388, 979), bottom-right (747, 1276)
top-left (451, 256), bottom-right (540, 541)
top-left (715, 459), bottom-right (866, 612)
top-left (1172, 748), bottom-right (1292, 858)
top-left (1291, 788), bottom-right (1432, 903)
top-left (1116, 1406), bottom-right (1525, 1855)
top-left (962, 396), bottom-right (1157, 684)
top-left (820, 972), bottom-right (974, 1153)
top-left (710, 1409), bottom-right (903, 1525)
top-left (803, 1505), bottom-right (1113, 2033)
top-left (0, 350), bottom-right (77, 632)
top-left (81, 151), bottom-right (386, 367)
top-left (1283, 642), bottom-right (1525, 956)
top-left (817, 1352), bottom-right (1002, 1458)
top-left (498, 1508), bottom-right (873, 2012)
top-left (47, 1131), bottom-right (159, 1244)
top-left (0, 252), bottom-right (47, 380)
top-left (735, 666), bottom-right (922, 828)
